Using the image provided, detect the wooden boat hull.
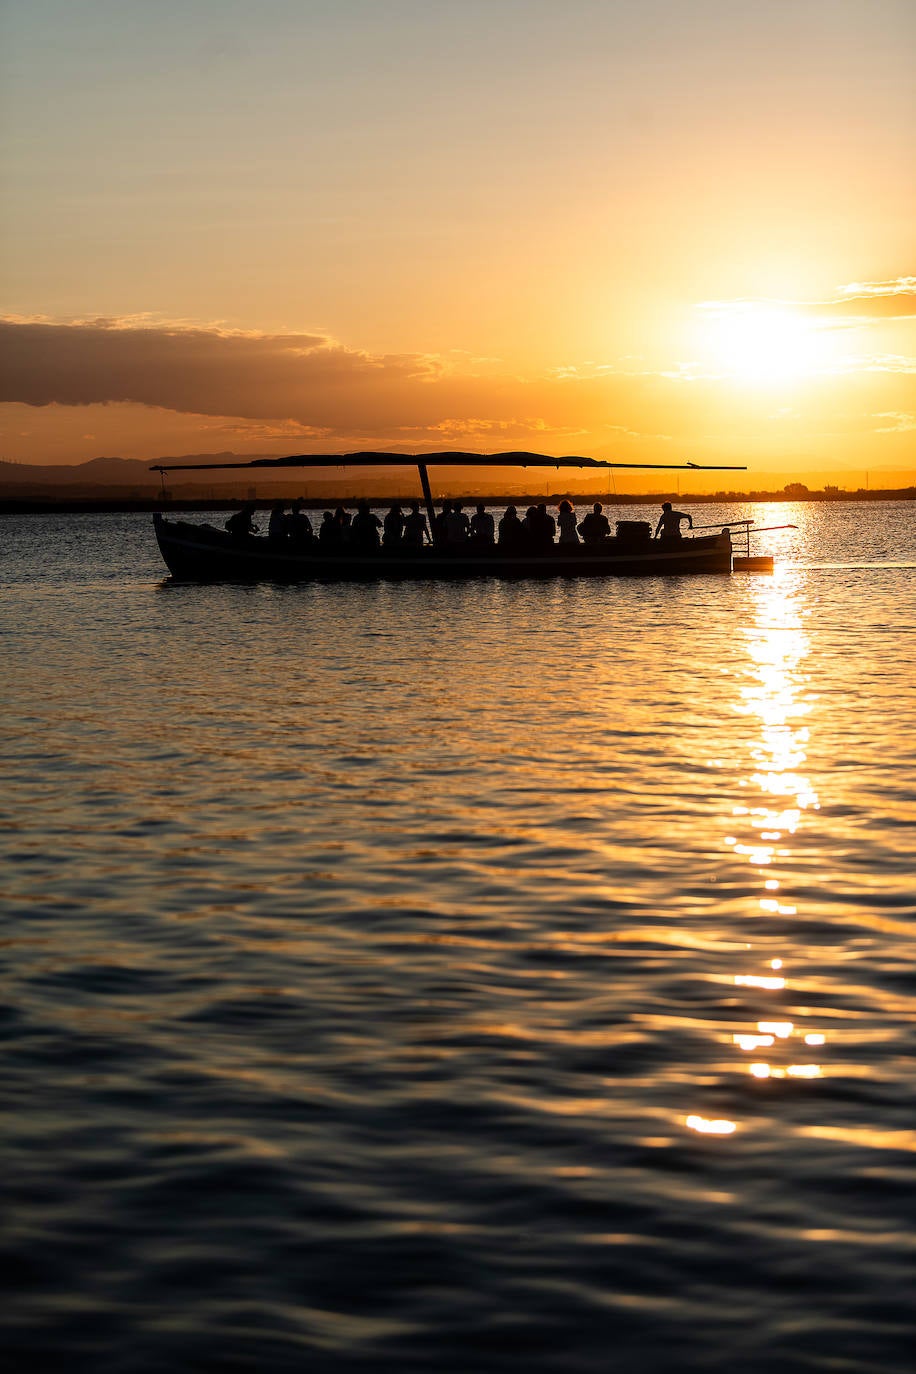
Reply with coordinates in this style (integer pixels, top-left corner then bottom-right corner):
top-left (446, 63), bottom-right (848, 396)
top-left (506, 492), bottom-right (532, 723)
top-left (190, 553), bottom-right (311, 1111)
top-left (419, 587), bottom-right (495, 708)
top-left (153, 514), bottom-right (733, 582)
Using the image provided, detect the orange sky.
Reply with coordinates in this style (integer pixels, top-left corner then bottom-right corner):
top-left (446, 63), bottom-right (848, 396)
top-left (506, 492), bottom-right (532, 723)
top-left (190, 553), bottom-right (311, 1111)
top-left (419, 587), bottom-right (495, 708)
top-left (1, 1), bottom-right (914, 490)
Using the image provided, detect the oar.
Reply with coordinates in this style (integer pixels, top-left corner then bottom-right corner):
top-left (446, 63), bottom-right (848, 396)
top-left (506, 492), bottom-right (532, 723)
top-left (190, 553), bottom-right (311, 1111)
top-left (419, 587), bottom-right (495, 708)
top-left (691, 518), bottom-right (754, 531)
top-left (691, 520), bottom-right (797, 533)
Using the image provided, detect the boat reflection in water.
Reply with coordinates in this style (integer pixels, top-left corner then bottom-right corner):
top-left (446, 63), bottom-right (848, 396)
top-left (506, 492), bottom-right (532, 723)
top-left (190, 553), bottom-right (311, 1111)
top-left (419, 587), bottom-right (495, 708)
top-left (687, 569), bottom-right (824, 1136)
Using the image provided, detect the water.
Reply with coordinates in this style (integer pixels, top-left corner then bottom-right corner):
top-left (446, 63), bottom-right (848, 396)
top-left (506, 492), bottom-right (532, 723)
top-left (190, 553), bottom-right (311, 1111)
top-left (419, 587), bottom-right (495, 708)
top-left (2, 502), bottom-right (915, 1372)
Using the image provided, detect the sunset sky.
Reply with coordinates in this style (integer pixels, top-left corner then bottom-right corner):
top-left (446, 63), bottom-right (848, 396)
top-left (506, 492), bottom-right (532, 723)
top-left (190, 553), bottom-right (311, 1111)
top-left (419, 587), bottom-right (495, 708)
top-left (1, 0), bottom-right (914, 490)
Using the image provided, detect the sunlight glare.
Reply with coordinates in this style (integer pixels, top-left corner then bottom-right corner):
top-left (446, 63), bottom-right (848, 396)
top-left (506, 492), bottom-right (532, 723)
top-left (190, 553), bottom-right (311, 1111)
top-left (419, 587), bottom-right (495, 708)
top-left (686, 1115), bottom-right (737, 1136)
top-left (697, 303), bottom-right (827, 385)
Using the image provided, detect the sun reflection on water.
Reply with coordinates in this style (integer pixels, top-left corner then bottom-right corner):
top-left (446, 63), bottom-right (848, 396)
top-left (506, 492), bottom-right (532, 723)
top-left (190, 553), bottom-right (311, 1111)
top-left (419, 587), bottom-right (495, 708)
top-left (687, 571), bottom-right (828, 1135)
top-left (686, 1115), bottom-right (738, 1136)
top-left (729, 572), bottom-right (827, 1085)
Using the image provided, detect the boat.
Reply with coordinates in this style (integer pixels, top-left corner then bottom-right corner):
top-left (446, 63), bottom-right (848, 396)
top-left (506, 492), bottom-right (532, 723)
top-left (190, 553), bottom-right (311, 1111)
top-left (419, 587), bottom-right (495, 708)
top-left (153, 511), bottom-right (735, 580)
top-left (149, 450), bottom-right (754, 582)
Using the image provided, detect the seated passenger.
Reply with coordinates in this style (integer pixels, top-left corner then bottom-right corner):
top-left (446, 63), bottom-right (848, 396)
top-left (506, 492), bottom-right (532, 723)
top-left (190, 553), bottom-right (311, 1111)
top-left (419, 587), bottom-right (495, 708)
top-left (268, 501), bottom-right (288, 544)
top-left (383, 504), bottom-right (404, 548)
top-left (557, 499), bottom-right (579, 544)
top-left (318, 510), bottom-right (338, 546)
top-left (225, 503), bottom-right (258, 541)
top-left (579, 502), bottom-right (611, 544)
top-left (654, 501), bottom-right (693, 540)
top-left (536, 502), bottom-right (556, 543)
top-left (434, 502), bottom-right (452, 545)
top-left (498, 505), bottom-right (524, 548)
top-left (523, 504), bottom-right (554, 548)
top-left (287, 499), bottom-right (313, 546)
top-left (470, 503), bottom-right (495, 546)
top-left (334, 506), bottom-right (352, 542)
top-left (350, 500), bottom-right (382, 550)
top-left (445, 502), bottom-right (470, 545)
top-left (402, 500), bottom-right (431, 549)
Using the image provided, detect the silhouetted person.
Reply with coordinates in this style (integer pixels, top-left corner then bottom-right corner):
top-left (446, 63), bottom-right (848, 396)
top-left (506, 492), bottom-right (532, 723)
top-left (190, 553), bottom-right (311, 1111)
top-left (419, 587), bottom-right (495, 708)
top-left (287, 499), bottom-right (312, 547)
top-left (226, 503), bottom-right (258, 541)
top-left (334, 507), bottom-right (351, 542)
top-left (268, 501), bottom-right (288, 544)
top-left (579, 502), bottom-right (611, 545)
top-left (498, 505), bottom-right (524, 548)
top-left (434, 501), bottom-right (452, 544)
top-left (402, 500), bottom-right (431, 549)
top-left (654, 501), bottom-right (693, 540)
top-left (536, 502), bottom-right (556, 543)
top-left (557, 500), bottom-right (579, 544)
top-left (523, 504), bottom-right (554, 548)
top-left (383, 504), bottom-right (404, 548)
top-left (351, 501), bottom-right (382, 550)
top-left (470, 503), bottom-right (495, 546)
top-left (318, 510), bottom-right (338, 546)
top-left (446, 502), bottom-right (470, 545)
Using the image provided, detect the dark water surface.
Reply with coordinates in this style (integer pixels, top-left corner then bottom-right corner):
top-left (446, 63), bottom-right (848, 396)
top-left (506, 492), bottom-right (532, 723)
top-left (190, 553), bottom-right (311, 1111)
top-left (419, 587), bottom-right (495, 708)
top-left (2, 503), bottom-right (915, 1372)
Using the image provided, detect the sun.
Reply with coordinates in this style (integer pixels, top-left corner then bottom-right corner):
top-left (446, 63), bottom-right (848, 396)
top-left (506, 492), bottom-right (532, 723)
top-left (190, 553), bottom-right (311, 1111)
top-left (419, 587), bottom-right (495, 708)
top-left (697, 302), bottom-right (825, 384)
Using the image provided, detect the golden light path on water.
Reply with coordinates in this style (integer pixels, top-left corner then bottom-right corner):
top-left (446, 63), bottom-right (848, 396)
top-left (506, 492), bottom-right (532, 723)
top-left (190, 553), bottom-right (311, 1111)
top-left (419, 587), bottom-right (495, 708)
top-left (687, 569), bottom-right (823, 1137)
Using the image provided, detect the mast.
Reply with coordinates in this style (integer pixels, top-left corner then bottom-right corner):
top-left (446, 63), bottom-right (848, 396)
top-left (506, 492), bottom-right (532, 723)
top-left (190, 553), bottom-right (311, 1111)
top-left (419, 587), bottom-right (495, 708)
top-left (417, 462), bottom-right (437, 543)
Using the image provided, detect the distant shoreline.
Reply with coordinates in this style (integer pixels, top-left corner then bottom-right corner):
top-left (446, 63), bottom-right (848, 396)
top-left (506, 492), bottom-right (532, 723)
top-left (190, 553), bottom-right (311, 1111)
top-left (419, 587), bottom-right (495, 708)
top-left (2, 490), bottom-right (915, 516)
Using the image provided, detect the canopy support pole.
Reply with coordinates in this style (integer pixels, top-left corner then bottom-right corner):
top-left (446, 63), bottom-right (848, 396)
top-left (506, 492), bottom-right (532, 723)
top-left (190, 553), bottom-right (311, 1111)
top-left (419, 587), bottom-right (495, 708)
top-left (417, 463), bottom-right (438, 545)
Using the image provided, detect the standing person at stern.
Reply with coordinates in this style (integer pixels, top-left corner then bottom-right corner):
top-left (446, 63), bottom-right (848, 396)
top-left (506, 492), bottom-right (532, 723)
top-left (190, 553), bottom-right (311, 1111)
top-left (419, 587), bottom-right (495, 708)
top-left (654, 502), bottom-right (693, 540)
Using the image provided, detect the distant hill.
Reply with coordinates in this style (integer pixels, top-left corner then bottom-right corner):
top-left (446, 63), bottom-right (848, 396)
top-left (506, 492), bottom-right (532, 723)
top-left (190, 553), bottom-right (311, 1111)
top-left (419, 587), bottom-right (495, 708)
top-left (0, 452), bottom-right (436, 505)
top-left (0, 454), bottom-right (241, 488)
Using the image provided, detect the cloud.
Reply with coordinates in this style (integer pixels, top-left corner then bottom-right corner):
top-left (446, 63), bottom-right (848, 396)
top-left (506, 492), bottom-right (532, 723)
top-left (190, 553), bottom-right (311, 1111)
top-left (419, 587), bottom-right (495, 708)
top-left (0, 315), bottom-right (725, 445)
top-left (658, 362), bottom-right (725, 382)
top-left (605, 423), bottom-right (673, 442)
top-left (0, 316), bottom-right (440, 423)
top-left (696, 278), bottom-right (916, 324)
top-left (394, 417), bottom-right (570, 441)
top-left (873, 411), bottom-right (916, 433)
top-left (207, 418), bottom-right (335, 441)
top-left (838, 277), bottom-right (916, 298)
top-left (859, 354), bottom-right (916, 374)
top-left (809, 279), bottom-right (916, 320)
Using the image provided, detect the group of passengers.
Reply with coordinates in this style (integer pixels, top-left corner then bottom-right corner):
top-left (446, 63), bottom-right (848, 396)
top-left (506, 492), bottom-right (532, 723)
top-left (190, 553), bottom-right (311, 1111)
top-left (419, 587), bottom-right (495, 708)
top-left (226, 498), bottom-right (693, 550)
top-left (320, 500), bottom-right (435, 551)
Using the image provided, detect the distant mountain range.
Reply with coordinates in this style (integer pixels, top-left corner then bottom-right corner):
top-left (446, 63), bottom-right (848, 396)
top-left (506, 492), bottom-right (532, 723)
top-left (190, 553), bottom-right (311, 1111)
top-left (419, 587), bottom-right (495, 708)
top-left (0, 454), bottom-right (242, 488)
top-left (0, 452), bottom-right (448, 505)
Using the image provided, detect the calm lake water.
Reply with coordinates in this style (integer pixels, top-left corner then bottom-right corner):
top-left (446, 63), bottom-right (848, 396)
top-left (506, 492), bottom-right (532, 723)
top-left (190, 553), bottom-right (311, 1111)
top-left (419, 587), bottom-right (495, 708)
top-left (2, 502), bottom-right (915, 1372)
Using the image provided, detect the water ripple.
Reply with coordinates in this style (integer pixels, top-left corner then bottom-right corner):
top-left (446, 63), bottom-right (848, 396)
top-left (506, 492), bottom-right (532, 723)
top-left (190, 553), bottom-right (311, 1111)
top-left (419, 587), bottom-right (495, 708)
top-left (2, 508), bottom-right (915, 1370)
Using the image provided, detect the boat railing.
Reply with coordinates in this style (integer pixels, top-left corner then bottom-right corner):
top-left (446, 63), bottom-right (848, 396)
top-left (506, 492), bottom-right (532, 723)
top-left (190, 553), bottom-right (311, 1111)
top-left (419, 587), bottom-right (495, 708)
top-left (692, 518), bottom-right (795, 559)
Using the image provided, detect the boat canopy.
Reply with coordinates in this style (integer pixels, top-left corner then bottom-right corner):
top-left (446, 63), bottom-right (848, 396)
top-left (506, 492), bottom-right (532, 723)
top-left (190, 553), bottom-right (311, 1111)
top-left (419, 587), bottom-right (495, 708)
top-left (149, 449), bottom-right (746, 532)
top-left (150, 450), bottom-right (745, 474)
